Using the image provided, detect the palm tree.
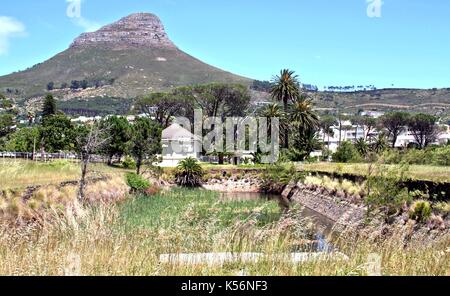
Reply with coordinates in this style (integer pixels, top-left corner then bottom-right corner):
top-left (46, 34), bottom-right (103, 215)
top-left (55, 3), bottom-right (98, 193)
top-left (354, 138), bottom-right (369, 158)
top-left (271, 69), bottom-right (300, 148)
top-left (290, 96), bottom-right (319, 137)
top-left (175, 157), bottom-right (204, 187)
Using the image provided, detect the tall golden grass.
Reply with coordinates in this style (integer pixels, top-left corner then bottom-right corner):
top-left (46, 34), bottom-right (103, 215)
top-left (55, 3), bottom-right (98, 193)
top-left (0, 188), bottom-right (448, 276)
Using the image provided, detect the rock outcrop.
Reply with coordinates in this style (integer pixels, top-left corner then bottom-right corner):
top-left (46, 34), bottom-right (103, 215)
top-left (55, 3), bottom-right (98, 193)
top-left (70, 13), bottom-right (177, 49)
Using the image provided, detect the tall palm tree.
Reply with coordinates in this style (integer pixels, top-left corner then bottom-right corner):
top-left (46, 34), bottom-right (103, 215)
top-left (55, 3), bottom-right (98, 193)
top-left (290, 96), bottom-right (319, 137)
top-left (270, 69), bottom-right (300, 148)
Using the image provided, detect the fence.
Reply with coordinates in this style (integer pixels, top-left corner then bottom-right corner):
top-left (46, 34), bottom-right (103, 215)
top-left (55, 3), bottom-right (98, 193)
top-left (0, 151), bottom-right (109, 163)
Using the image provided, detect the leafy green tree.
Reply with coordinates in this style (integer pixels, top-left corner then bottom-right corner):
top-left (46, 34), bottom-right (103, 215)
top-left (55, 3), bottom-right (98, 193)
top-left (0, 114), bottom-right (15, 138)
top-left (407, 113), bottom-right (439, 149)
top-left (175, 157), bottom-right (204, 187)
top-left (332, 141), bottom-right (361, 163)
top-left (380, 112), bottom-right (410, 148)
top-left (271, 69), bottom-right (300, 148)
top-left (40, 114), bottom-right (76, 152)
top-left (101, 116), bottom-right (132, 165)
top-left (136, 92), bottom-right (186, 128)
top-left (42, 94), bottom-right (57, 119)
top-left (4, 127), bottom-right (40, 152)
top-left (129, 118), bottom-right (162, 175)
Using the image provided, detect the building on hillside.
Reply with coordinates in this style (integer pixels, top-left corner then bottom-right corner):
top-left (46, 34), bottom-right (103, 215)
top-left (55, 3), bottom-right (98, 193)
top-left (159, 124), bottom-right (202, 167)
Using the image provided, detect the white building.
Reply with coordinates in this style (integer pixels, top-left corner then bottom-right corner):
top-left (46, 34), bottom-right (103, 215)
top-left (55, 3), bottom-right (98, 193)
top-left (394, 125), bottom-right (450, 148)
top-left (319, 120), bottom-right (379, 153)
top-left (159, 124), bottom-right (202, 167)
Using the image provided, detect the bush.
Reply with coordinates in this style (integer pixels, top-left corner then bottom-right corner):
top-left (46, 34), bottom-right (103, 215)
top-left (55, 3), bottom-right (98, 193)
top-left (175, 157), bottom-right (204, 187)
top-left (432, 146), bottom-right (450, 166)
top-left (409, 200), bottom-right (432, 223)
top-left (125, 173), bottom-right (151, 193)
top-left (332, 141), bottom-right (361, 163)
top-left (122, 156), bottom-right (136, 169)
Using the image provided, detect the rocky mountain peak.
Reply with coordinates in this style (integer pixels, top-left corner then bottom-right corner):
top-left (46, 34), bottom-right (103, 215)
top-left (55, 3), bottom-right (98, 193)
top-left (70, 13), bottom-right (177, 49)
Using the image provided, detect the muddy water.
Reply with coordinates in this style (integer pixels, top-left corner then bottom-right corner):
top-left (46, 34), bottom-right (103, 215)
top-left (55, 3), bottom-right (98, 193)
top-left (219, 192), bottom-right (335, 252)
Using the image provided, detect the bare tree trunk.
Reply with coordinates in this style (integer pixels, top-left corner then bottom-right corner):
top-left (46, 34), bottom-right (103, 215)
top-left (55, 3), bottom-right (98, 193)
top-left (78, 153), bottom-right (88, 202)
top-left (136, 157), bottom-right (142, 175)
top-left (284, 100), bottom-right (289, 149)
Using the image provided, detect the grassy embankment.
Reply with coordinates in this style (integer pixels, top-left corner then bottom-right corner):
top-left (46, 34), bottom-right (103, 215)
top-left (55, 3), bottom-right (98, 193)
top-left (199, 162), bottom-right (450, 183)
top-left (0, 188), bottom-right (448, 276)
top-left (0, 159), bottom-right (132, 189)
top-left (297, 162), bottom-right (450, 183)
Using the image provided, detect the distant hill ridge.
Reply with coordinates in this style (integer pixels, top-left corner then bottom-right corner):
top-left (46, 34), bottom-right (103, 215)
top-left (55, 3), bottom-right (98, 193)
top-left (0, 12), bottom-right (251, 99)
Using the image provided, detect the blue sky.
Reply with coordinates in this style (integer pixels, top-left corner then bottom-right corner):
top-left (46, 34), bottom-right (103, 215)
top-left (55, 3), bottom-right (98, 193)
top-left (0, 0), bottom-right (449, 89)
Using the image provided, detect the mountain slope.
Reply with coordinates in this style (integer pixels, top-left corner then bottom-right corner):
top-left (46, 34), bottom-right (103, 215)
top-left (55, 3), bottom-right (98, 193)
top-left (0, 13), bottom-right (251, 99)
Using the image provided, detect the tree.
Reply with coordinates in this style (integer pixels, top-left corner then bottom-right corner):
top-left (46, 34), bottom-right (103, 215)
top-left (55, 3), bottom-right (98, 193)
top-left (290, 96), bottom-right (319, 137)
top-left (319, 115), bottom-right (337, 149)
top-left (260, 103), bottom-right (286, 146)
top-left (354, 138), bottom-right (369, 158)
top-left (80, 80), bottom-right (89, 89)
top-left (185, 83), bottom-right (251, 118)
top-left (47, 82), bottom-right (54, 91)
top-left (4, 127), bottom-right (40, 153)
top-left (332, 141), bottom-right (360, 163)
top-left (75, 122), bottom-right (110, 201)
top-left (130, 118), bottom-right (162, 175)
top-left (101, 116), bottom-right (132, 165)
top-left (70, 80), bottom-right (80, 90)
top-left (379, 112), bottom-right (410, 148)
top-left (42, 94), bottom-right (57, 119)
top-left (0, 114), bottom-right (15, 138)
top-left (361, 116), bottom-right (377, 140)
top-left (350, 115), bottom-right (364, 141)
top-left (407, 114), bottom-right (439, 149)
top-left (271, 69), bottom-right (300, 148)
top-left (136, 92), bottom-right (186, 128)
top-left (40, 114), bottom-right (75, 152)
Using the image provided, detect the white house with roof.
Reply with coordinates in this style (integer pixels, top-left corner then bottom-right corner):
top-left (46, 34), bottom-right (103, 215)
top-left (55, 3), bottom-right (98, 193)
top-left (159, 123), bottom-right (202, 167)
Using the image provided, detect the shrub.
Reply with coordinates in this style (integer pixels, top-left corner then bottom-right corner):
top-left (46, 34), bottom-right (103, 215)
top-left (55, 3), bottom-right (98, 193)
top-left (122, 156), bottom-right (137, 169)
top-left (332, 141), bottom-right (361, 163)
top-left (432, 146), bottom-right (450, 166)
top-left (175, 157), bottom-right (204, 187)
top-left (433, 202), bottom-right (450, 216)
top-left (125, 173), bottom-right (151, 193)
top-left (409, 200), bottom-right (432, 223)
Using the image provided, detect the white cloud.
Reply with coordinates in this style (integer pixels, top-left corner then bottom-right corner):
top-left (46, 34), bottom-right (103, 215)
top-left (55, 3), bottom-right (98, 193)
top-left (0, 16), bottom-right (26, 55)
